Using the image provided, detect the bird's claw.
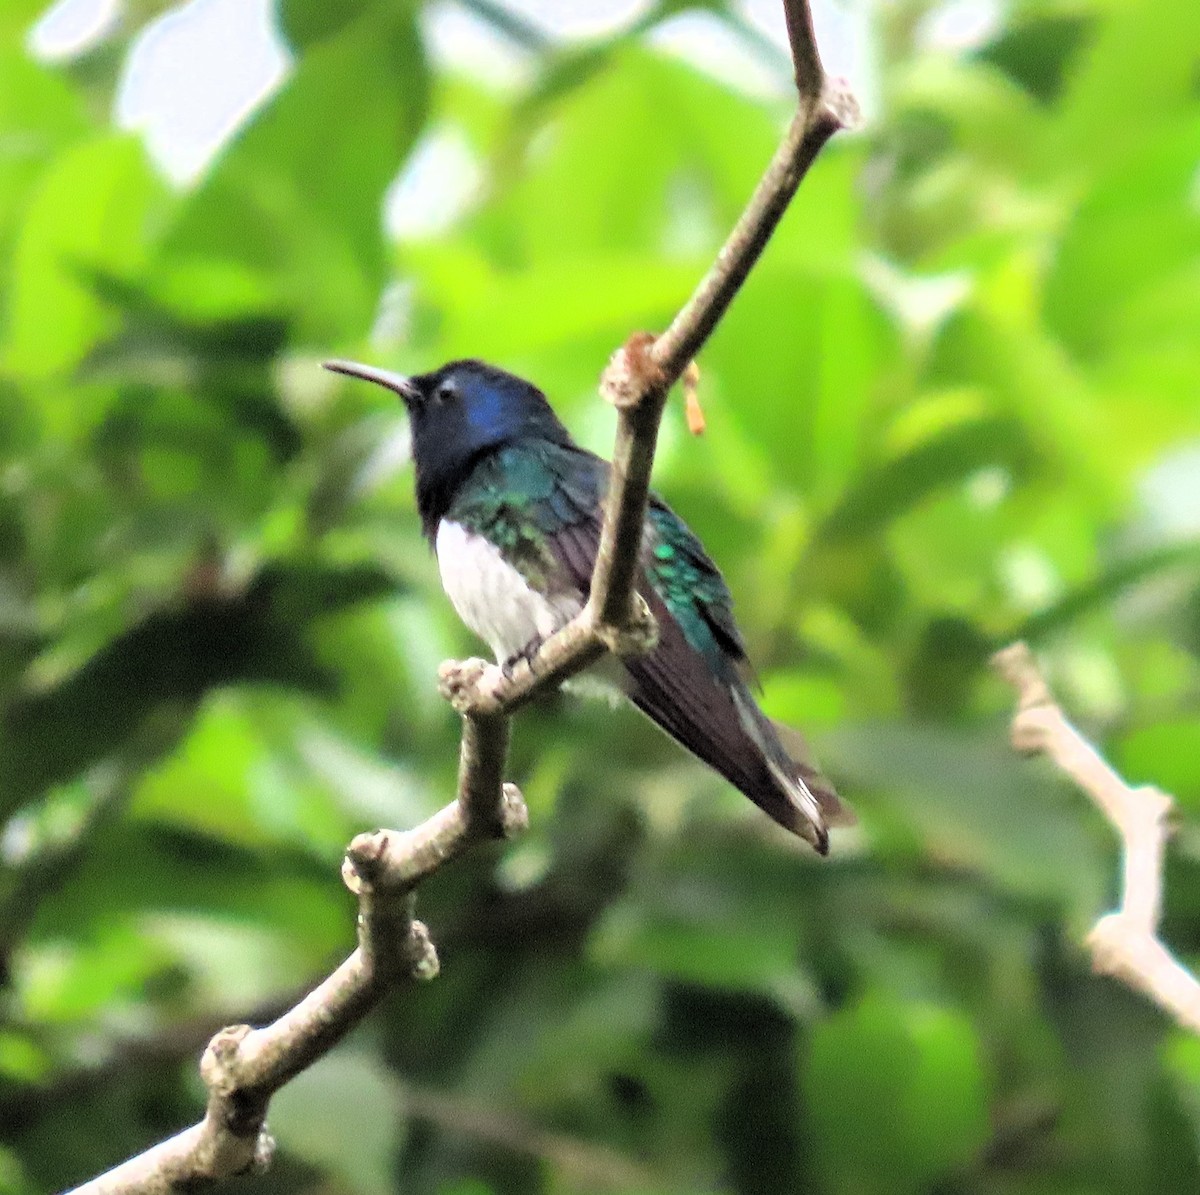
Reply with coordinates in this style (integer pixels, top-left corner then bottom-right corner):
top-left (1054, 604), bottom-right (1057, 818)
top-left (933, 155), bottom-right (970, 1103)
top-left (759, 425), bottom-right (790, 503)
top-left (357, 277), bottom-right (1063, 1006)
top-left (501, 635), bottom-right (545, 680)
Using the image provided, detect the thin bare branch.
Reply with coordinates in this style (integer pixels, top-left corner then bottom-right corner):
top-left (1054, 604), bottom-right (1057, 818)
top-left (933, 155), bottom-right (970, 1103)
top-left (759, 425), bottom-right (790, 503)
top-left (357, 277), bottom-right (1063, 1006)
top-left (343, 788), bottom-right (528, 893)
top-left (650, 89), bottom-right (855, 382)
top-left (993, 642), bottom-right (1200, 1034)
top-left (69, 3), bottom-right (853, 1189)
top-left (783, 0), bottom-right (824, 98)
top-left (67, 887), bottom-right (440, 1194)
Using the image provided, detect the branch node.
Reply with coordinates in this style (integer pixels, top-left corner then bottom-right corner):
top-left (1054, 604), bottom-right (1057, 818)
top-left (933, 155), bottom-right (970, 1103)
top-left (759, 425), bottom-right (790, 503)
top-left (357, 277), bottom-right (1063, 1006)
top-left (592, 593), bottom-right (658, 657)
top-left (1086, 913), bottom-right (1128, 974)
top-left (248, 1130), bottom-right (276, 1175)
top-left (499, 782), bottom-right (530, 837)
top-left (600, 332), bottom-right (668, 410)
top-left (1010, 707), bottom-right (1056, 756)
top-left (200, 1025), bottom-right (251, 1096)
top-left (343, 829), bottom-right (398, 895)
top-left (407, 919), bottom-right (440, 981)
top-left (438, 657), bottom-right (496, 714)
top-left (821, 78), bottom-right (862, 131)
top-left (991, 642), bottom-right (1052, 710)
top-left (1135, 784), bottom-right (1173, 826)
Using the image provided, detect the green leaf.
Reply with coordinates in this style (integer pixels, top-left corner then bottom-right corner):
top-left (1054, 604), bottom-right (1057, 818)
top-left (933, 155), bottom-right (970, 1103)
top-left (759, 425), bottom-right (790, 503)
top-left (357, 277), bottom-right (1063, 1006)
top-left (31, 818), bottom-right (345, 963)
top-left (1014, 539), bottom-right (1200, 643)
top-left (268, 1049), bottom-right (405, 1195)
top-left (924, 307), bottom-right (1118, 503)
top-left (482, 48), bottom-right (777, 261)
top-left (16, 919), bottom-right (172, 1023)
top-left (818, 414), bottom-right (1040, 542)
top-left (0, 559), bottom-right (392, 817)
top-left (1045, 115), bottom-right (1200, 362)
top-left (2, 134), bottom-right (163, 379)
top-left (0, 51), bottom-right (87, 258)
top-left (1117, 718), bottom-right (1200, 815)
top-left (978, 11), bottom-right (1095, 103)
top-left (278, 0), bottom-right (379, 51)
top-left (130, 692), bottom-right (356, 854)
top-left (890, 56), bottom-right (1047, 174)
top-left (1051, 0), bottom-right (1200, 173)
top-left (827, 722), bottom-right (1106, 911)
top-left (0, 0), bottom-right (48, 44)
top-left (413, 247), bottom-right (698, 361)
top-left (159, 5), bottom-right (428, 343)
top-left (593, 894), bottom-right (809, 994)
top-left (591, 829), bottom-right (823, 1006)
top-left (708, 264), bottom-right (892, 502)
top-left (804, 995), bottom-right (990, 1194)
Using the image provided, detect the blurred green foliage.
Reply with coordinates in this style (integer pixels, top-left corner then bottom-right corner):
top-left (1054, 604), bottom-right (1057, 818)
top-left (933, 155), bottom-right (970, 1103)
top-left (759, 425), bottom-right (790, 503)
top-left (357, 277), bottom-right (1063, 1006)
top-left (1, 0), bottom-right (1199, 1191)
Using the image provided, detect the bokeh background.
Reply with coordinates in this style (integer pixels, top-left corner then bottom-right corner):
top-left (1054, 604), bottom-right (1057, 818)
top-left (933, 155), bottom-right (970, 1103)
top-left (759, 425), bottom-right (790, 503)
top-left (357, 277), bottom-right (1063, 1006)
top-left (2, 0), bottom-right (1200, 1191)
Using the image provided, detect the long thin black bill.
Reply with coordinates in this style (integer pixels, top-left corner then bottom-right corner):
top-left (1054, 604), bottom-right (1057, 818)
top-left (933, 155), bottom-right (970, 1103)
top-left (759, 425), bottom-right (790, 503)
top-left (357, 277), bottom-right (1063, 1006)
top-left (323, 359), bottom-right (420, 403)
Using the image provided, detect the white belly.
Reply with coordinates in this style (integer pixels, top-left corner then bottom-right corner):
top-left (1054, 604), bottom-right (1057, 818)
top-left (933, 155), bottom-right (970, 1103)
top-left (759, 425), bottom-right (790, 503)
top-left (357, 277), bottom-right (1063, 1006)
top-left (435, 520), bottom-right (581, 664)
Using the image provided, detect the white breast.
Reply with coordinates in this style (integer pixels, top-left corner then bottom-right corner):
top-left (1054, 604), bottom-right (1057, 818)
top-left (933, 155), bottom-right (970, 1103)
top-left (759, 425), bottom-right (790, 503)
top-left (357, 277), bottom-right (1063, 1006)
top-left (435, 520), bottom-right (581, 664)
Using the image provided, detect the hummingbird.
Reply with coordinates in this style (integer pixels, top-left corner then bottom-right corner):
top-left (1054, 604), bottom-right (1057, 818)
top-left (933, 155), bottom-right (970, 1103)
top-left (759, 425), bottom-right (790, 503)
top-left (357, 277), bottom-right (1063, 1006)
top-left (325, 358), bottom-right (845, 853)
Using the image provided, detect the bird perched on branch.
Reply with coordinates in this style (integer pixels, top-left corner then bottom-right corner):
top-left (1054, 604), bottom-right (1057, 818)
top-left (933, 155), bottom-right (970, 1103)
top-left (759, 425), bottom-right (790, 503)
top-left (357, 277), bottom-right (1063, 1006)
top-left (326, 358), bottom-right (845, 853)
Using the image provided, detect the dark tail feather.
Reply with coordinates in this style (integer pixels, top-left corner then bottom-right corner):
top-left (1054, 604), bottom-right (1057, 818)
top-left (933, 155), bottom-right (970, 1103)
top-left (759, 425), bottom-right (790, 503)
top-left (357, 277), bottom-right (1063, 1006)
top-left (625, 674), bottom-right (829, 850)
top-left (622, 591), bottom-right (831, 852)
top-left (772, 720), bottom-right (855, 828)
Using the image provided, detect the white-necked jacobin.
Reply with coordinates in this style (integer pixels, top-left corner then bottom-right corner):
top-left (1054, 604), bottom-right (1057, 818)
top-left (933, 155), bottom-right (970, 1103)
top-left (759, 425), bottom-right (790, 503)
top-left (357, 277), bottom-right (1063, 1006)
top-left (325, 357), bottom-right (845, 853)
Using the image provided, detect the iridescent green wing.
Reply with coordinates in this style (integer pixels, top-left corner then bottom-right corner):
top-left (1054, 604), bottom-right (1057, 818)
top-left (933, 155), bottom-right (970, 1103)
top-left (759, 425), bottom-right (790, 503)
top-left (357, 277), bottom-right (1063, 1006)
top-left (446, 441), bottom-right (608, 595)
top-left (643, 498), bottom-right (748, 687)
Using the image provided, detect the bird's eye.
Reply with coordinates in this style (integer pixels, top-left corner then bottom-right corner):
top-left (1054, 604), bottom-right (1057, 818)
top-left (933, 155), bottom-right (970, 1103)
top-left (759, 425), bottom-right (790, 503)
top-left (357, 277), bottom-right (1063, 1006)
top-left (436, 383), bottom-right (455, 404)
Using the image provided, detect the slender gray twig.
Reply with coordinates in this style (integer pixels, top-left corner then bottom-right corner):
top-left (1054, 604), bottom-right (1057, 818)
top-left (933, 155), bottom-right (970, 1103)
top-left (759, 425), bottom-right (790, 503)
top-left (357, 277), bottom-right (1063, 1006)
top-left (993, 643), bottom-right (1200, 1034)
top-left (783, 0), bottom-right (824, 97)
top-left (65, 4), bottom-right (852, 1190)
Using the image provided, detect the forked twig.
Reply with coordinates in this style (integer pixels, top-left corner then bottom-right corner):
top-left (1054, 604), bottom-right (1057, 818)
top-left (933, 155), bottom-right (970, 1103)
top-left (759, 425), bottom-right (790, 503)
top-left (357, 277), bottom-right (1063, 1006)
top-left (993, 643), bottom-right (1200, 1034)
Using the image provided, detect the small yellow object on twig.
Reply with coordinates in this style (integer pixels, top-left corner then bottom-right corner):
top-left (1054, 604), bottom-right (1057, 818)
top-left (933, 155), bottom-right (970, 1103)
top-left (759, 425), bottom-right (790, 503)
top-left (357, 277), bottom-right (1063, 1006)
top-left (683, 361), bottom-right (705, 435)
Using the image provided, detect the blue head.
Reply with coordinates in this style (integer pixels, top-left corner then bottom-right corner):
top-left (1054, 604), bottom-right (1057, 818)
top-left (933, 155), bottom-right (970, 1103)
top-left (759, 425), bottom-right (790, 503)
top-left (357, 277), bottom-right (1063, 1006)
top-left (325, 358), bottom-right (574, 535)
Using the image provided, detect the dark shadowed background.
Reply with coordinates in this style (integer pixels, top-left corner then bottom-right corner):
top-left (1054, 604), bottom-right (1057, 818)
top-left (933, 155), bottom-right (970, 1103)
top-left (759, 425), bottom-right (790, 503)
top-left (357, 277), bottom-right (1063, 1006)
top-left (2, 0), bottom-right (1199, 1191)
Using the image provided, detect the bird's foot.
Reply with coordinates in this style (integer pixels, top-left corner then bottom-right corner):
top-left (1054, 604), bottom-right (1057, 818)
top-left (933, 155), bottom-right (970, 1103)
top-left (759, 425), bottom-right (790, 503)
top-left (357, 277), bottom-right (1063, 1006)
top-left (501, 635), bottom-right (545, 680)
